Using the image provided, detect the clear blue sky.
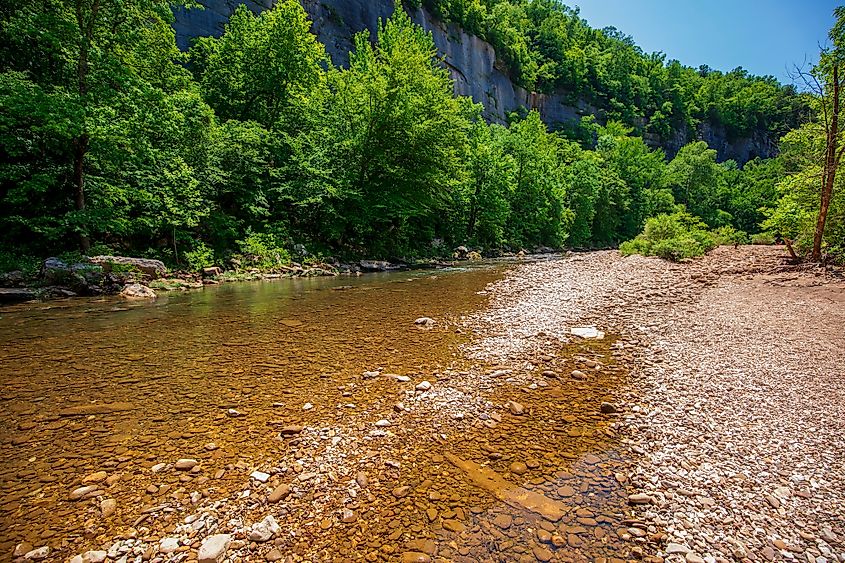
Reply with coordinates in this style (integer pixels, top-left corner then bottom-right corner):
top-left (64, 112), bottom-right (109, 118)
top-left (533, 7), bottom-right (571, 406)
top-left (573, 0), bottom-right (838, 84)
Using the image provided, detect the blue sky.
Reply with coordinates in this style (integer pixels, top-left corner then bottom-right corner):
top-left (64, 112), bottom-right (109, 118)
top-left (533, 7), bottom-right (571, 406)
top-left (573, 0), bottom-right (838, 84)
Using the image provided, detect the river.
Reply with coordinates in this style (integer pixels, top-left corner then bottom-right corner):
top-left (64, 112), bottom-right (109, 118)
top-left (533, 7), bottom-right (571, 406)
top-left (0, 262), bottom-right (640, 562)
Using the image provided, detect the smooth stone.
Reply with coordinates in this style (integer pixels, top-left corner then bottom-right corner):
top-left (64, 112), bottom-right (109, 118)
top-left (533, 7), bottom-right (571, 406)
top-left (249, 515), bottom-right (280, 542)
top-left (279, 425), bottom-right (304, 436)
top-left (532, 545), bottom-right (553, 562)
top-left (268, 484), bottom-right (290, 503)
top-left (341, 509), bottom-right (357, 523)
top-left (392, 485), bottom-right (411, 498)
top-left (401, 552), bottom-right (432, 563)
top-left (600, 402), bottom-right (619, 414)
top-left (510, 462), bottom-right (528, 475)
top-left (24, 547), bottom-right (50, 560)
top-left (493, 514), bottom-right (513, 529)
top-left (82, 550), bottom-right (107, 562)
top-left (266, 548), bottom-right (285, 562)
top-left (375, 419), bottom-right (392, 427)
top-left (442, 519), bottom-right (466, 533)
top-left (628, 493), bottom-right (653, 504)
top-left (197, 534), bottom-right (231, 563)
top-left (415, 381), bottom-right (432, 391)
top-left (100, 498), bottom-right (117, 517)
top-left (506, 401), bottom-right (525, 415)
top-left (69, 485), bottom-right (98, 500)
top-left (174, 459), bottom-right (198, 471)
top-left (571, 370), bottom-right (588, 380)
top-left (159, 538), bottom-right (180, 554)
top-left (83, 471), bottom-right (108, 484)
top-left (250, 470), bottom-right (271, 483)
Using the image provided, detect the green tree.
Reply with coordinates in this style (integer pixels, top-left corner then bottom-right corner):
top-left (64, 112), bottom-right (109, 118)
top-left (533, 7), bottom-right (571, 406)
top-left (316, 3), bottom-right (470, 255)
top-left (666, 141), bottom-right (725, 225)
top-left (191, 1), bottom-right (327, 129)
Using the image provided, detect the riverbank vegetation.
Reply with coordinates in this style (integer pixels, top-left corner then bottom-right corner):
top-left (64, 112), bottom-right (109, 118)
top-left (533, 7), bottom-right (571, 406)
top-left (0, 0), bottom-right (842, 273)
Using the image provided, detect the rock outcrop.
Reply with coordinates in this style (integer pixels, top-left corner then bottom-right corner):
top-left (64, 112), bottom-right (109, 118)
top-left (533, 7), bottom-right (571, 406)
top-left (172, 0), bottom-right (776, 162)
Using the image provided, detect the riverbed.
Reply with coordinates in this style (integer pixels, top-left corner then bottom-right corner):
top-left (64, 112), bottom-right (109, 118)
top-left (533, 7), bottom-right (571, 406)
top-left (0, 259), bottom-right (642, 562)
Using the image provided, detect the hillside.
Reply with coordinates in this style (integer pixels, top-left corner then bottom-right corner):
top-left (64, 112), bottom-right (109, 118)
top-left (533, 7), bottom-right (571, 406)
top-left (173, 0), bottom-right (803, 162)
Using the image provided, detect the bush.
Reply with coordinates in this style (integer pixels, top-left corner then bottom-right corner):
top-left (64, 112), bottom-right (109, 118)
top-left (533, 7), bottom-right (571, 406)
top-left (233, 229), bottom-right (291, 272)
top-left (619, 209), bottom-right (716, 262)
top-left (750, 232), bottom-right (776, 245)
top-left (183, 241), bottom-right (216, 271)
top-left (711, 226), bottom-right (750, 246)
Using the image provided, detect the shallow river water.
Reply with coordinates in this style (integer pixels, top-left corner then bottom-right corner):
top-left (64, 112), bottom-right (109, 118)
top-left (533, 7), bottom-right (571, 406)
top-left (0, 263), bottom-right (644, 562)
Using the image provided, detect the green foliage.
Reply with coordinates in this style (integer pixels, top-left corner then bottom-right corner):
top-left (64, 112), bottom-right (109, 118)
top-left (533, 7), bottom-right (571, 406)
top-left (711, 226), bottom-right (750, 246)
top-left (0, 0), bottom-right (808, 271)
top-left (751, 232), bottom-right (776, 245)
top-left (620, 209), bottom-right (716, 261)
top-left (234, 229), bottom-right (291, 271)
top-left (183, 241), bottom-right (216, 271)
top-left (763, 123), bottom-right (845, 259)
top-left (422, 0), bottom-right (804, 142)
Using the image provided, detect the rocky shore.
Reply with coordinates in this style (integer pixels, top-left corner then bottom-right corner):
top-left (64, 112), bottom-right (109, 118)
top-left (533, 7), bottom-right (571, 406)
top-left (4, 246), bottom-right (843, 563)
top-left (468, 246), bottom-right (845, 562)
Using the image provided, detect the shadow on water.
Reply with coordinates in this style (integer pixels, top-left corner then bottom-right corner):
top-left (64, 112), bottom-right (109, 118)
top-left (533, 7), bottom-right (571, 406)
top-left (0, 262), bottom-right (642, 561)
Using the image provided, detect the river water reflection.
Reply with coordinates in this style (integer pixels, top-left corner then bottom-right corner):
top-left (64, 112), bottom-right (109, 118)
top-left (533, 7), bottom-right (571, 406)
top-left (0, 264), bottom-right (642, 562)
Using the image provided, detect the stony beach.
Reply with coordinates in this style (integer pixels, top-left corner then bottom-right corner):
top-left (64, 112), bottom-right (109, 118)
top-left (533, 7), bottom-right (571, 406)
top-left (3, 246), bottom-right (843, 563)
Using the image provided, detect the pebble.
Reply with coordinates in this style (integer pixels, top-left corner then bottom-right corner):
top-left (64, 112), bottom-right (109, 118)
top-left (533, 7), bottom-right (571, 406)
top-left (197, 534), bottom-right (231, 563)
top-left (23, 546), bottom-right (49, 560)
top-left (159, 538), bottom-right (180, 554)
top-left (506, 401), bottom-right (525, 415)
top-left (392, 485), bottom-right (411, 498)
top-left (401, 552), bottom-right (431, 563)
top-left (571, 370), bottom-right (588, 380)
top-left (249, 515), bottom-right (280, 542)
top-left (174, 458), bottom-right (198, 471)
top-left (415, 381), bottom-right (432, 391)
top-left (82, 471), bottom-right (108, 484)
top-left (509, 461), bottom-right (528, 475)
top-left (268, 483), bottom-right (290, 502)
top-left (100, 498), bottom-right (117, 517)
top-left (69, 485), bottom-right (98, 500)
top-left (250, 470), bottom-right (271, 482)
top-left (375, 419), bottom-right (392, 427)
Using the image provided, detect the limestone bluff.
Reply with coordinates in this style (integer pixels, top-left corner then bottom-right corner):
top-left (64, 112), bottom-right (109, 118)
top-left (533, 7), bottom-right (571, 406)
top-left (172, 0), bottom-right (777, 164)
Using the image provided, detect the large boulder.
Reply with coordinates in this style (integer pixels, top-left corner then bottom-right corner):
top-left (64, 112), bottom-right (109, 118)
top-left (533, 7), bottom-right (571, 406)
top-left (40, 257), bottom-right (71, 284)
top-left (89, 256), bottom-right (166, 279)
top-left (0, 288), bottom-right (36, 303)
top-left (359, 260), bottom-right (401, 272)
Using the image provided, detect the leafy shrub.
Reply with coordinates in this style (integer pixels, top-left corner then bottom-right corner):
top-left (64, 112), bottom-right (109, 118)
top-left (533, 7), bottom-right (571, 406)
top-left (619, 209), bottom-right (716, 261)
top-left (0, 251), bottom-right (39, 276)
top-left (183, 241), bottom-right (216, 271)
top-left (233, 229), bottom-right (291, 271)
top-left (711, 226), bottom-right (750, 246)
top-left (750, 232), bottom-right (776, 245)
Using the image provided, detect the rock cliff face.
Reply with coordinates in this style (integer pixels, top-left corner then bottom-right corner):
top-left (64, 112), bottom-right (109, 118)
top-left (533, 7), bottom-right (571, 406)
top-left (172, 0), bottom-right (775, 162)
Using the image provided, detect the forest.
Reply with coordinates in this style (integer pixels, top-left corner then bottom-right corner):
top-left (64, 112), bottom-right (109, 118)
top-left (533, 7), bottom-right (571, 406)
top-left (0, 0), bottom-right (843, 272)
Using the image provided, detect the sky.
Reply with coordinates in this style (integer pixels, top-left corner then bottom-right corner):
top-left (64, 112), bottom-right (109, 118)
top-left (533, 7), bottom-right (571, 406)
top-left (573, 0), bottom-right (838, 85)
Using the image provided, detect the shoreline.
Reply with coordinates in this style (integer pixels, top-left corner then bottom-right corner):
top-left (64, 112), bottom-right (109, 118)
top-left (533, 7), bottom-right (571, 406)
top-left (4, 246), bottom-right (843, 562)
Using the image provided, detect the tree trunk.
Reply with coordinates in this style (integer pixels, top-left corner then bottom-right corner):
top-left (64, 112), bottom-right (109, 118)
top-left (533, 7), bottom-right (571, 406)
top-left (73, 134), bottom-right (90, 252)
top-left (73, 0), bottom-right (97, 253)
top-left (812, 64), bottom-right (840, 262)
